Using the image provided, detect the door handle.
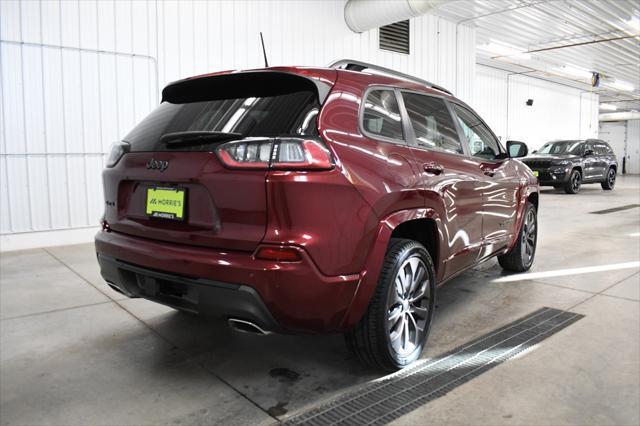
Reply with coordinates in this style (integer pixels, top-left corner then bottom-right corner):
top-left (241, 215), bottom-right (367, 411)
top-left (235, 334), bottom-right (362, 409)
top-left (423, 163), bottom-right (444, 175)
top-left (480, 165), bottom-right (495, 177)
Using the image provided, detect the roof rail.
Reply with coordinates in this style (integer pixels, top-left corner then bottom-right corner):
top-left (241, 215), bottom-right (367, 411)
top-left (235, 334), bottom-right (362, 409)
top-left (328, 59), bottom-right (453, 96)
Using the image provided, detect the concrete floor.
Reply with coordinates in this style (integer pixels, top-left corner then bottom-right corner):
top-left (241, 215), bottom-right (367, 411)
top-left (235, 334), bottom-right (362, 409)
top-left (1, 176), bottom-right (639, 426)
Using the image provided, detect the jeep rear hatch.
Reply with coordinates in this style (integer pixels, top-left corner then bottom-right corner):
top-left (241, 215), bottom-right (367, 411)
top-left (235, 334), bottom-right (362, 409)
top-left (103, 70), bottom-right (335, 251)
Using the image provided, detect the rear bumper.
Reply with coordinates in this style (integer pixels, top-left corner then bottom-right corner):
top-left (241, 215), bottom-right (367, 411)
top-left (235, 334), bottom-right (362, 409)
top-left (94, 230), bottom-right (361, 333)
top-left (97, 254), bottom-right (283, 332)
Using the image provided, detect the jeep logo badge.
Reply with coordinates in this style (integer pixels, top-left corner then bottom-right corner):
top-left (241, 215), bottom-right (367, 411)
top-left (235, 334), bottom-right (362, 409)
top-left (146, 159), bottom-right (169, 172)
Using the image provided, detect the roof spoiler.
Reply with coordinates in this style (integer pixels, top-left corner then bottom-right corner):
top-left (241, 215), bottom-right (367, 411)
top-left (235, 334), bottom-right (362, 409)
top-left (328, 59), bottom-right (453, 96)
top-left (162, 71), bottom-right (333, 104)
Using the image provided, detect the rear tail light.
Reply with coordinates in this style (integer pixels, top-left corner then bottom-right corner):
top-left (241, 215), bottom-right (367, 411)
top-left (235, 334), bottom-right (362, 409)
top-left (254, 246), bottom-right (302, 262)
top-left (216, 137), bottom-right (333, 170)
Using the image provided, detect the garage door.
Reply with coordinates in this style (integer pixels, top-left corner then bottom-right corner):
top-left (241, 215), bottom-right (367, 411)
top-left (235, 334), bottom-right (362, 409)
top-left (599, 121), bottom-right (627, 172)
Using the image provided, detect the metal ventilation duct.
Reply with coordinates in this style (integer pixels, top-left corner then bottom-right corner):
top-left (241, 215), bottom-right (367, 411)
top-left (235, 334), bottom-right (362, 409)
top-left (344, 0), bottom-right (451, 33)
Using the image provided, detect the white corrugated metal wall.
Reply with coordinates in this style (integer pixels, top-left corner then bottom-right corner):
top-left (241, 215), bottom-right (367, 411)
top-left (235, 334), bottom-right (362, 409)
top-left (0, 0), bottom-right (476, 251)
top-left (472, 64), bottom-right (599, 150)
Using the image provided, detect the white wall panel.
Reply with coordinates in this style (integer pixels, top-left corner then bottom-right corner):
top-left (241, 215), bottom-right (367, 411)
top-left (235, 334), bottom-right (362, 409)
top-left (0, 157), bottom-right (11, 233)
top-left (1, 44), bottom-right (25, 154)
top-left (42, 48), bottom-right (65, 153)
top-left (47, 155), bottom-right (71, 229)
top-left (41, 1), bottom-right (62, 45)
top-left (1, 0), bottom-right (475, 249)
top-left (22, 46), bottom-right (46, 154)
top-left (5, 157), bottom-right (30, 232)
top-left (473, 65), bottom-right (508, 141)
top-left (81, 52), bottom-right (102, 153)
top-left (79, 0), bottom-right (99, 51)
top-left (473, 65), bottom-right (599, 150)
top-left (27, 156), bottom-right (50, 230)
top-left (0, 0), bottom-right (21, 41)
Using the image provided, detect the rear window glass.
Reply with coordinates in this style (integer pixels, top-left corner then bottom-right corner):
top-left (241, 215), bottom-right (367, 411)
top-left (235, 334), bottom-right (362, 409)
top-left (125, 91), bottom-right (320, 152)
top-left (362, 89), bottom-right (404, 141)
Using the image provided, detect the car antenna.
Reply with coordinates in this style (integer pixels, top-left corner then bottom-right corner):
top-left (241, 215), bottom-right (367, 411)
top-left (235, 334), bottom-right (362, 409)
top-left (260, 32), bottom-right (269, 67)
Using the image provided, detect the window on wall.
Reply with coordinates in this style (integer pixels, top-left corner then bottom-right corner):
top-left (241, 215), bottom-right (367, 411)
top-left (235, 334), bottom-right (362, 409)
top-left (452, 104), bottom-right (502, 160)
top-left (401, 92), bottom-right (463, 154)
top-left (362, 89), bottom-right (404, 141)
top-left (379, 20), bottom-right (410, 54)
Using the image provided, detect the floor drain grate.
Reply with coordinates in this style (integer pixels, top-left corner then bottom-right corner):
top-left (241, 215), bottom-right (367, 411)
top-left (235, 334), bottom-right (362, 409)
top-left (590, 204), bottom-right (640, 214)
top-left (284, 307), bottom-right (584, 426)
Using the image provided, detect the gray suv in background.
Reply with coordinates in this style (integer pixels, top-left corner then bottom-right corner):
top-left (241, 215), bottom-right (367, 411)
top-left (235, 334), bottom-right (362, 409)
top-left (521, 139), bottom-right (618, 194)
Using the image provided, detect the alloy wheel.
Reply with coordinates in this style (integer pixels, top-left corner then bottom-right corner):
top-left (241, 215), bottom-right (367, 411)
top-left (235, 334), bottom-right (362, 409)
top-left (608, 169), bottom-right (616, 187)
top-left (572, 172), bottom-right (581, 192)
top-left (521, 208), bottom-right (537, 267)
top-left (386, 256), bottom-right (431, 356)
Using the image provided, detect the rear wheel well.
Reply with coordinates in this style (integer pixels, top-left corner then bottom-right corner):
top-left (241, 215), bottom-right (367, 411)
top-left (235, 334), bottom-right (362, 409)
top-left (390, 219), bottom-right (438, 273)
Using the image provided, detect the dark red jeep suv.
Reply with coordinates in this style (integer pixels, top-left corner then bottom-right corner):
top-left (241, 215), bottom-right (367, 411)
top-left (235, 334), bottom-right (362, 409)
top-left (96, 60), bottom-right (539, 370)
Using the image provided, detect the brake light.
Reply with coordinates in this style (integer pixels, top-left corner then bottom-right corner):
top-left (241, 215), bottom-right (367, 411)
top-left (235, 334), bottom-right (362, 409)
top-left (216, 138), bottom-right (273, 169)
top-left (255, 246), bottom-right (302, 262)
top-left (216, 137), bottom-right (333, 170)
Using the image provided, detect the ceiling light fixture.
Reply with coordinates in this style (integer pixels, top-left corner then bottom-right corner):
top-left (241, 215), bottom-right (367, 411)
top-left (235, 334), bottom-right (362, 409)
top-left (554, 65), bottom-right (593, 80)
top-left (605, 79), bottom-right (635, 92)
top-left (478, 40), bottom-right (531, 60)
top-left (599, 103), bottom-right (617, 111)
top-left (625, 15), bottom-right (640, 32)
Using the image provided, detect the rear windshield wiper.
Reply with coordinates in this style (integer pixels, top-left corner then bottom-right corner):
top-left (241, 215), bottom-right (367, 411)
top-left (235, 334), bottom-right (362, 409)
top-left (160, 131), bottom-right (244, 145)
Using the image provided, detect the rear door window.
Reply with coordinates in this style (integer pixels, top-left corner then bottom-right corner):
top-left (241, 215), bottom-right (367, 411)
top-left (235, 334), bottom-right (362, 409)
top-left (361, 89), bottom-right (404, 142)
top-left (594, 143), bottom-right (610, 155)
top-left (401, 92), bottom-right (462, 154)
top-left (452, 104), bottom-right (502, 160)
top-left (584, 142), bottom-right (594, 155)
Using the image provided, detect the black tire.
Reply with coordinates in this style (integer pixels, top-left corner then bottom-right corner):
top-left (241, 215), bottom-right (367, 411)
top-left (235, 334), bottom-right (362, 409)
top-left (498, 202), bottom-right (537, 272)
top-left (345, 238), bottom-right (436, 371)
top-left (564, 169), bottom-right (582, 194)
top-left (601, 167), bottom-right (616, 190)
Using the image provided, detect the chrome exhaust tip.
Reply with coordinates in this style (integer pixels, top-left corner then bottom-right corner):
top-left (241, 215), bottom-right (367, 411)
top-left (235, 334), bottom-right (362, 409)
top-left (228, 318), bottom-right (271, 335)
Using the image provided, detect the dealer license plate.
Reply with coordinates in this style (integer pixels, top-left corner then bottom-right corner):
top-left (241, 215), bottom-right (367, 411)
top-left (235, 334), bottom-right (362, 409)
top-left (146, 187), bottom-right (186, 220)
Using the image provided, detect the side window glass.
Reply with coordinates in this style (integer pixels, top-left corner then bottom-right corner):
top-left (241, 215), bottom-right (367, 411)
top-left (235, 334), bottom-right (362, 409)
top-left (596, 144), bottom-right (608, 155)
top-left (362, 89), bottom-right (403, 141)
top-left (584, 143), bottom-right (593, 155)
top-left (593, 144), bottom-right (602, 155)
top-left (401, 92), bottom-right (463, 154)
top-left (452, 104), bottom-right (502, 160)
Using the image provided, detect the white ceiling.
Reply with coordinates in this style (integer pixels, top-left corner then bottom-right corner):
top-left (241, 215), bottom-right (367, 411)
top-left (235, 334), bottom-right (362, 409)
top-left (433, 0), bottom-right (640, 112)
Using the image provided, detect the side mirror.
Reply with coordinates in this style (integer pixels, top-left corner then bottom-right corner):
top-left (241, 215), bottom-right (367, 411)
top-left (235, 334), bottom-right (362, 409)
top-left (507, 140), bottom-right (528, 158)
top-left (584, 149), bottom-right (594, 156)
